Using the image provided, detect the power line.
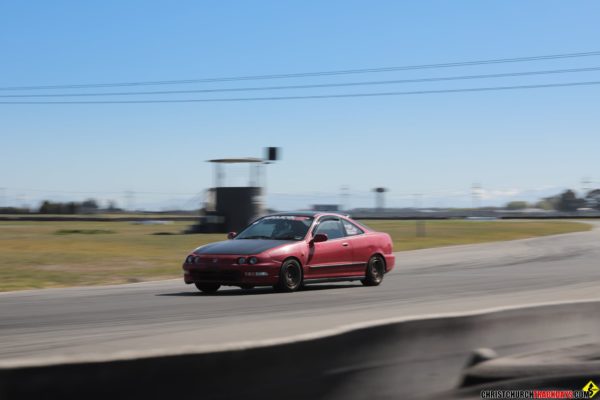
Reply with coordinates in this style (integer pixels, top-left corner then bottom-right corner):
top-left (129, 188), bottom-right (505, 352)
top-left (2, 50), bottom-right (600, 91)
top-left (1, 80), bottom-right (599, 104)
top-left (2, 66), bottom-right (600, 98)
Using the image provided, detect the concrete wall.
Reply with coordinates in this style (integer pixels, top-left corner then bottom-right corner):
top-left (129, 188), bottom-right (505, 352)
top-left (1, 300), bottom-right (599, 400)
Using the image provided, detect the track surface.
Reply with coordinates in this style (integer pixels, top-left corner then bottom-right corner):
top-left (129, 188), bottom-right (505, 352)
top-left (2, 222), bottom-right (600, 365)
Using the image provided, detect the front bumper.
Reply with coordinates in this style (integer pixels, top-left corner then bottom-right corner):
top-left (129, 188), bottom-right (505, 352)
top-left (183, 257), bottom-right (280, 286)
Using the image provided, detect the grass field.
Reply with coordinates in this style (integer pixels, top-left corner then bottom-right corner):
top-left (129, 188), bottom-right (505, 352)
top-left (0, 219), bottom-right (591, 292)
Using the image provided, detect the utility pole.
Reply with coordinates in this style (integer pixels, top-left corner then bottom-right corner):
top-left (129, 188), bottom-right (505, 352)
top-left (373, 187), bottom-right (387, 212)
top-left (16, 193), bottom-right (26, 208)
top-left (471, 183), bottom-right (482, 210)
top-left (340, 186), bottom-right (350, 211)
top-left (124, 191), bottom-right (135, 212)
top-left (581, 177), bottom-right (592, 197)
top-left (412, 193), bottom-right (423, 209)
top-left (412, 193), bottom-right (426, 237)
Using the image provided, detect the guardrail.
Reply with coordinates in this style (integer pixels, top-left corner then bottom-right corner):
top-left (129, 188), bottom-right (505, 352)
top-left (1, 300), bottom-right (599, 400)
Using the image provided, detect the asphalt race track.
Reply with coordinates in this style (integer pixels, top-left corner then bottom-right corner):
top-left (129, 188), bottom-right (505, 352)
top-left (2, 222), bottom-right (600, 366)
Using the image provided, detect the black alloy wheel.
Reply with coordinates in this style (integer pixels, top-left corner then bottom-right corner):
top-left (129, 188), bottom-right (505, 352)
top-left (275, 259), bottom-right (303, 292)
top-left (361, 255), bottom-right (385, 286)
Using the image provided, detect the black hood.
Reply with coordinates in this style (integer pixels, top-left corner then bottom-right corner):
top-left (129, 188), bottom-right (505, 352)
top-left (194, 239), bottom-right (293, 255)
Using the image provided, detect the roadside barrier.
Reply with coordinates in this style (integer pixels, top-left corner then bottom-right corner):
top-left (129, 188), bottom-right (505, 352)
top-left (1, 300), bottom-right (599, 399)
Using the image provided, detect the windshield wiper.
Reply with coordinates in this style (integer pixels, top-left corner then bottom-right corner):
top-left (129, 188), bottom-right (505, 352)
top-left (238, 235), bottom-right (272, 240)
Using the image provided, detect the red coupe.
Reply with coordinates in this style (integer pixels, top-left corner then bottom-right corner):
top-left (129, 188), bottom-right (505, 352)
top-left (182, 212), bottom-right (395, 293)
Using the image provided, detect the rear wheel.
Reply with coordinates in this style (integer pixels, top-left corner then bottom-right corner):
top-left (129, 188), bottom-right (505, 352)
top-left (361, 255), bottom-right (385, 286)
top-left (194, 282), bottom-right (220, 293)
top-left (275, 259), bottom-right (303, 292)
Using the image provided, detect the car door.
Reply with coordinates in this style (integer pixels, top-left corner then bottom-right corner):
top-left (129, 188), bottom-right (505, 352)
top-left (305, 217), bottom-right (354, 279)
top-left (341, 218), bottom-right (370, 275)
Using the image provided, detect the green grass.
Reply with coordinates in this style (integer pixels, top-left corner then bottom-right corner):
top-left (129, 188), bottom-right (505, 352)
top-left (0, 219), bottom-right (591, 292)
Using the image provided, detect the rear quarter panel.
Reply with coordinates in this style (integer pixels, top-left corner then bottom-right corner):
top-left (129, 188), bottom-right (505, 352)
top-left (350, 231), bottom-right (395, 272)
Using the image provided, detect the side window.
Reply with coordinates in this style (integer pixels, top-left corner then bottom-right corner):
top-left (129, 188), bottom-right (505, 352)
top-left (314, 219), bottom-right (345, 240)
top-left (342, 220), bottom-right (364, 236)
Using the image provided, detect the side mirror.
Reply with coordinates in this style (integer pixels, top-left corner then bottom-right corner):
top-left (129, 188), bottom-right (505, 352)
top-left (312, 233), bottom-right (328, 243)
top-left (227, 232), bottom-right (237, 239)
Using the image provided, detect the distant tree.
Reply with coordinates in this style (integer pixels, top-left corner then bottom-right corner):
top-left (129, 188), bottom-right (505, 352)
top-left (75, 198), bottom-right (98, 214)
top-left (556, 190), bottom-right (585, 212)
top-left (66, 202), bottom-right (78, 214)
top-left (81, 199), bottom-right (99, 210)
top-left (534, 200), bottom-right (555, 211)
top-left (586, 189), bottom-right (600, 210)
top-left (0, 206), bottom-right (30, 214)
top-left (543, 195), bottom-right (561, 210)
top-left (506, 201), bottom-right (529, 210)
top-left (39, 200), bottom-right (52, 214)
top-left (106, 200), bottom-right (121, 212)
top-left (39, 200), bottom-right (80, 214)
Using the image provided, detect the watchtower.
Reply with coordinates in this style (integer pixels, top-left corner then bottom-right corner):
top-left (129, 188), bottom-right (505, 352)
top-left (191, 147), bottom-right (280, 233)
top-left (204, 158), bottom-right (265, 232)
top-left (373, 187), bottom-right (388, 212)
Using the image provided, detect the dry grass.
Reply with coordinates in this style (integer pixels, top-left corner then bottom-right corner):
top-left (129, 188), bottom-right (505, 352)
top-left (0, 219), bottom-right (590, 291)
top-left (361, 219), bottom-right (591, 251)
top-left (0, 221), bottom-right (220, 291)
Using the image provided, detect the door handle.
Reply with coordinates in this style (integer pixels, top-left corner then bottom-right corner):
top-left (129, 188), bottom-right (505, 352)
top-left (342, 242), bottom-right (349, 247)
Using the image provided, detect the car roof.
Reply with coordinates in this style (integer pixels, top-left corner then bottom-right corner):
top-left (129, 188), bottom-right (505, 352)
top-left (269, 211), bottom-right (351, 219)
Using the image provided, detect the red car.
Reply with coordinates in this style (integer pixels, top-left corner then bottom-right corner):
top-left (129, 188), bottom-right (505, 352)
top-left (182, 212), bottom-right (395, 293)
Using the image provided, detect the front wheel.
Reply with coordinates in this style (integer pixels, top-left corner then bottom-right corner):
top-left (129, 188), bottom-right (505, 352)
top-left (274, 259), bottom-right (303, 292)
top-left (361, 255), bottom-right (385, 286)
top-left (195, 282), bottom-right (220, 293)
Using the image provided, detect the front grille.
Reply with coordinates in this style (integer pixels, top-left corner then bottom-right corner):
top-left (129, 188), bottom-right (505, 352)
top-left (192, 256), bottom-right (236, 266)
top-left (190, 270), bottom-right (241, 282)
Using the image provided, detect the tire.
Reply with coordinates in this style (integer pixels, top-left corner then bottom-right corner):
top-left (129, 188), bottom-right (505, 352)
top-left (361, 255), bottom-right (385, 286)
top-left (240, 284), bottom-right (255, 290)
top-left (195, 282), bottom-right (220, 293)
top-left (275, 259), bottom-right (303, 292)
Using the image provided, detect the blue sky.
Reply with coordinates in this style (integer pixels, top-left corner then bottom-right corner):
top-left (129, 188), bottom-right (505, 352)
top-left (1, 1), bottom-right (599, 210)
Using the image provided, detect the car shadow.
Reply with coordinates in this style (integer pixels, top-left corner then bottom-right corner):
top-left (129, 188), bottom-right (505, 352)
top-left (157, 283), bottom-right (361, 297)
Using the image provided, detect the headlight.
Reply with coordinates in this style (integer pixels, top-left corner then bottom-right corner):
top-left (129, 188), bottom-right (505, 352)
top-left (194, 256), bottom-right (202, 264)
top-left (248, 256), bottom-right (258, 265)
top-left (185, 255), bottom-right (194, 264)
top-left (237, 257), bottom-right (246, 264)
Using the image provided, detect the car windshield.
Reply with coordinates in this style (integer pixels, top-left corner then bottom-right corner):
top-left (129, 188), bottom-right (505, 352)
top-left (236, 216), bottom-right (314, 241)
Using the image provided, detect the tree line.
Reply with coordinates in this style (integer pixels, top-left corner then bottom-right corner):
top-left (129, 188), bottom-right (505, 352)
top-left (506, 189), bottom-right (600, 212)
top-left (0, 199), bottom-right (121, 214)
